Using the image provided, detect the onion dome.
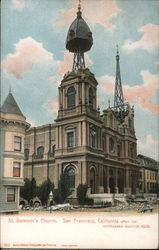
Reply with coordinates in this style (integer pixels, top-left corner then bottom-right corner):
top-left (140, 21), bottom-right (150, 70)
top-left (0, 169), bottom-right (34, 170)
top-left (66, 4), bottom-right (93, 53)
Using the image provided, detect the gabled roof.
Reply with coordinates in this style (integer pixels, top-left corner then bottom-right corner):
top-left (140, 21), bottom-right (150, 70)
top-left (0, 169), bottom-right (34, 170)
top-left (1, 92), bottom-right (24, 117)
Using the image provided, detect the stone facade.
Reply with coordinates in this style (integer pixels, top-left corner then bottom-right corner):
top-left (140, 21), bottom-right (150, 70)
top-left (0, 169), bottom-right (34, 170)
top-left (0, 92), bottom-right (30, 213)
top-left (24, 68), bottom-right (139, 197)
top-left (24, 124), bottom-right (56, 185)
top-left (23, 5), bottom-right (139, 198)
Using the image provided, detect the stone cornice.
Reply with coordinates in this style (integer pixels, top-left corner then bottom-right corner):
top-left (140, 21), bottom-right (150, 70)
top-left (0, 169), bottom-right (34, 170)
top-left (0, 117), bottom-right (30, 130)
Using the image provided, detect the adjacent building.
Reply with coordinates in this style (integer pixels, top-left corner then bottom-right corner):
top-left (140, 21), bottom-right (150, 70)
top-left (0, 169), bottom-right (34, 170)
top-left (0, 90), bottom-right (30, 213)
top-left (138, 154), bottom-right (159, 194)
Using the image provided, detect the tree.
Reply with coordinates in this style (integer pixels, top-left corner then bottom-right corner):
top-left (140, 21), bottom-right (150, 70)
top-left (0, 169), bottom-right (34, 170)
top-left (54, 173), bottom-right (72, 204)
top-left (37, 178), bottom-right (54, 205)
top-left (20, 178), bottom-right (37, 201)
top-left (31, 178), bottom-right (37, 199)
top-left (77, 184), bottom-right (88, 205)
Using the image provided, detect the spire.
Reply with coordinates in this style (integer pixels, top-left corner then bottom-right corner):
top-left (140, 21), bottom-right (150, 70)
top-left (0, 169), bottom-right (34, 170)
top-left (108, 99), bottom-right (110, 108)
top-left (77, 0), bottom-right (82, 17)
top-left (78, 0), bottom-right (81, 11)
top-left (114, 45), bottom-right (124, 111)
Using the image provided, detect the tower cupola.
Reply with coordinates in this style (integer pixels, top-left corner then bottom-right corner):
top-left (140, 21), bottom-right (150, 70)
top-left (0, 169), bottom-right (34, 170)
top-left (66, 0), bottom-right (93, 71)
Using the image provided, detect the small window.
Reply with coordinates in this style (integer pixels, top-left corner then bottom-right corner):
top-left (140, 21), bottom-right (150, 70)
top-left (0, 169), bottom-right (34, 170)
top-left (67, 86), bottom-right (75, 108)
top-left (91, 133), bottom-right (95, 147)
top-left (89, 87), bottom-right (93, 107)
top-left (7, 188), bottom-right (15, 202)
top-left (37, 146), bottom-right (44, 158)
top-left (117, 145), bottom-right (120, 157)
top-left (13, 162), bottom-right (21, 177)
top-left (24, 149), bottom-right (29, 160)
top-left (14, 136), bottom-right (21, 151)
top-left (109, 137), bottom-right (114, 153)
top-left (130, 146), bottom-right (133, 158)
top-left (90, 127), bottom-right (96, 147)
top-left (67, 132), bottom-right (74, 148)
top-left (52, 145), bottom-right (56, 155)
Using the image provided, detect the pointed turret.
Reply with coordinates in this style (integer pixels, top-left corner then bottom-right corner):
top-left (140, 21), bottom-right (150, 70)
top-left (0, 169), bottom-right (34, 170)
top-left (1, 91), bottom-right (24, 117)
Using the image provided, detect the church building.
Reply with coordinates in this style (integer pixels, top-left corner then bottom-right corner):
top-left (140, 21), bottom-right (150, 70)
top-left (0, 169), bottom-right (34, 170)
top-left (24, 3), bottom-right (138, 197)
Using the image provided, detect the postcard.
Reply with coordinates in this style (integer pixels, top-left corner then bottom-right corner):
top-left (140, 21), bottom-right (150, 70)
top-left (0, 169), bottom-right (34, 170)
top-left (1, 0), bottom-right (159, 249)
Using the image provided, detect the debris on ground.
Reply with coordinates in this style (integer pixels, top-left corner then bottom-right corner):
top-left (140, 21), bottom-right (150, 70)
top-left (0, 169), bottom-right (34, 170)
top-left (49, 203), bottom-right (74, 212)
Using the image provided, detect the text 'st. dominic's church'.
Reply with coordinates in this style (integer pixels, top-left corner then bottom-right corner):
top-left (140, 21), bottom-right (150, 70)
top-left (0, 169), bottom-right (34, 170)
top-left (24, 3), bottom-right (138, 197)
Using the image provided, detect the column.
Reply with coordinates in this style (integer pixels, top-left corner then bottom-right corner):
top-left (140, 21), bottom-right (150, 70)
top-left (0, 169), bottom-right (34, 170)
top-left (97, 165), bottom-right (104, 193)
top-left (107, 167), bottom-right (110, 193)
top-left (53, 164), bottom-right (59, 189)
top-left (63, 87), bottom-right (65, 110)
top-left (78, 82), bottom-right (81, 104)
top-left (106, 135), bottom-right (109, 154)
top-left (82, 121), bottom-right (87, 146)
top-left (58, 163), bottom-right (62, 181)
top-left (125, 141), bottom-right (128, 158)
top-left (114, 169), bottom-right (119, 193)
top-left (82, 82), bottom-right (85, 105)
top-left (82, 161), bottom-right (87, 185)
top-left (56, 126), bottom-right (59, 149)
top-left (78, 122), bottom-right (81, 146)
top-left (87, 122), bottom-right (90, 146)
top-left (59, 126), bottom-right (62, 149)
top-left (124, 167), bottom-right (131, 194)
top-left (76, 82), bottom-right (78, 107)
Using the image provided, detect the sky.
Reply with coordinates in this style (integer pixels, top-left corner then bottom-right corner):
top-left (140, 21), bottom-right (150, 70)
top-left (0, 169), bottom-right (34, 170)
top-left (1, 0), bottom-right (159, 160)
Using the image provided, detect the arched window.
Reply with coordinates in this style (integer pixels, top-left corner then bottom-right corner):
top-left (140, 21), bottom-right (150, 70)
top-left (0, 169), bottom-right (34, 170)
top-left (89, 87), bottom-right (93, 107)
top-left (65, 166), bottom-right (75, 189)
top-left (67, 86), bottom-right (75, 108)
top-left (37, 146), bottom-right (44, 158)
top-left (24, 149), bottom-right (29, 160)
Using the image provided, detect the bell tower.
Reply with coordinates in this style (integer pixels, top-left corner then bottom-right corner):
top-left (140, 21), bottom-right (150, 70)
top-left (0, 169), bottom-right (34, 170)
top-left (57, 1), bottom-right (99, 119)
top-left (54, 1), bottom-right (103, 194)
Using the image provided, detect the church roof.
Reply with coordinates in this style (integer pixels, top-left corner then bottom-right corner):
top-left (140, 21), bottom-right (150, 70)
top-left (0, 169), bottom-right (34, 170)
top-left (1, 92), bottom-right (24, 117)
